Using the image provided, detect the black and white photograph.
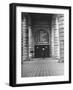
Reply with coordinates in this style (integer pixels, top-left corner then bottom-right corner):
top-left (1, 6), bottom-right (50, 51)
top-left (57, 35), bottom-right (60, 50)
top-left (21, 13), bottom-right (64, 77)
top-left (10, 3), bottom-right (71, 87)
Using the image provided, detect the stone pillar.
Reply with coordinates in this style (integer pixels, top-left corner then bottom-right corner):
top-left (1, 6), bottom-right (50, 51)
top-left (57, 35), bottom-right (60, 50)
top-left (51, 18), bottom-right (55, 58)
top-left (51, 15), bottom-right (60, 59)
top-left (28, 26), bottom-right (33, 59)
top-left (58, 15), bottom-right (64, 63)
top-left (21, 14), bottom-right (28, 63)
top-left (54, 16), bottom-right (60, 59)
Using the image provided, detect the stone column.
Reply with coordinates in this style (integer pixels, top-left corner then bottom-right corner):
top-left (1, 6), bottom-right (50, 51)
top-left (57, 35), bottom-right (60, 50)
top-left (58, 15), bottom-right (64, 63)
top-left (54, 16), bottom-right (60, 59)
top-left (51, 18), bottom-right (55, 58)
top-left (28, 26), bottom-right (33, 59)
top-left (51, 15), bottom-right (60, 59)
top-left (21, 14), bottom-right (28, 63)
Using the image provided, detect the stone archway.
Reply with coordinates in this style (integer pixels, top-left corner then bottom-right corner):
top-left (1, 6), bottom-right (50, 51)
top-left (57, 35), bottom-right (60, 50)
top-left (34, 29), bottom-right (49, 44)
top-left (21, 13), bottom-right (64, 62)
top-left (33, 29), bottom-right (51, 58)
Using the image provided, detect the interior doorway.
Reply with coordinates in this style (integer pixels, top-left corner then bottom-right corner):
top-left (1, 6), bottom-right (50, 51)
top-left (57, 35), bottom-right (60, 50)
top-left (35, 45), bottom-right (50, 58)
top-left (34, 29), bottom-right (50, 58)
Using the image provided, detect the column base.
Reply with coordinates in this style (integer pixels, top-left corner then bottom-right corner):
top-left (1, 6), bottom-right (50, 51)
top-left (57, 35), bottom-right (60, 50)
top-left (58, 59), bottom-right (64, 63)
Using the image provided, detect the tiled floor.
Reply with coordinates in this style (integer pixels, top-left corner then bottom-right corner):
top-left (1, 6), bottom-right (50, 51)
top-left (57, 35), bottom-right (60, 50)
top-left (21, 58), bottom-right (64, 77)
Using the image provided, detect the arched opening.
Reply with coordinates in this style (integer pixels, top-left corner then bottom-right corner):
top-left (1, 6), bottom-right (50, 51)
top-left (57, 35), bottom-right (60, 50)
top-left (34, 29), bottom-right (50, 58)
top-left (34, 29), bottom-right (49, 45)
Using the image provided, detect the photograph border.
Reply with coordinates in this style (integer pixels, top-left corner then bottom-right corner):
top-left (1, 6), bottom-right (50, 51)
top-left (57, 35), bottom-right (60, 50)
top-left (9, 3), bottom-right (71, 87)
